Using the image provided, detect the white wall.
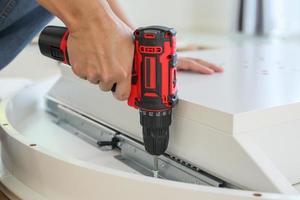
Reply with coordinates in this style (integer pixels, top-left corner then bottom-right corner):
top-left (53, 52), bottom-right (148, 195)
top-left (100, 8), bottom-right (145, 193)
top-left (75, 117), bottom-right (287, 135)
top-left (49, 0), bottom-right (239, 34)
top-left (118, 0), bottom-right (239, 33)
top-left (264, 0), bottom-right (300, 36)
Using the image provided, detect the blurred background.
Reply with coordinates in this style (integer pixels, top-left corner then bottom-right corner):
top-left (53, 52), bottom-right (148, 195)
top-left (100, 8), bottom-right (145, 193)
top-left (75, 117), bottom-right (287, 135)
top-left (50, 0), bottom-right (300, 37)
top-left (3, 0), bottom-right (300, 81)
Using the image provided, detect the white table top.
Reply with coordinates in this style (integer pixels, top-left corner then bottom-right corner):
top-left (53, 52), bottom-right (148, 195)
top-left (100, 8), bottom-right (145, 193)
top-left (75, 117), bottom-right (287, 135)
top-left (179, 43), bottom-right (300, 114)
top-left (2, 42), bottom-right (300, 116)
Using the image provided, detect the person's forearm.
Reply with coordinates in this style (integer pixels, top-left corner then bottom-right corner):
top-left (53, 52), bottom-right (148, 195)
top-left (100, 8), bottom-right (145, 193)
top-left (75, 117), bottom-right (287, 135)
top-left (107, 0), bottom-right (135, 30)
top-left (37, 0), bottom-right (117, 32)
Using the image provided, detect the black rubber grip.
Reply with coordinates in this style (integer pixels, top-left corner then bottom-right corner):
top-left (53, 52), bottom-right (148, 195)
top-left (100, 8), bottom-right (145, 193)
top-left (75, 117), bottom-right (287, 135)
top-left (38, 26), bottom-right (68, 63)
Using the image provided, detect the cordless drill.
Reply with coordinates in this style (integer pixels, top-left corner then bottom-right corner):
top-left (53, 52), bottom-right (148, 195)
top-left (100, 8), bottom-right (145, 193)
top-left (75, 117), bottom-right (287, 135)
top-left (38, 26), bottom-right (178, 176)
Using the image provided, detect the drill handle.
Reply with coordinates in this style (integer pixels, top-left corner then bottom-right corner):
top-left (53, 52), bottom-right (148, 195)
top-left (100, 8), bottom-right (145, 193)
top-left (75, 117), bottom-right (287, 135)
top-left (38, 26), bottom-right (116, 92)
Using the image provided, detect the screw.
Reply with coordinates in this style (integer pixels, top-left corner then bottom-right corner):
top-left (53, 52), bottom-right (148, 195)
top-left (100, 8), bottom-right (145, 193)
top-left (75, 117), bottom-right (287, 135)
top-left (160, 163), bottom-right (166, 168)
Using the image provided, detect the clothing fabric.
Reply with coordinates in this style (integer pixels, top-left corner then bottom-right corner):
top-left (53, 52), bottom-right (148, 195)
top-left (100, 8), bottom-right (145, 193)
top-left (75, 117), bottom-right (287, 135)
top-left (0, 0), bottom-right (53, 69)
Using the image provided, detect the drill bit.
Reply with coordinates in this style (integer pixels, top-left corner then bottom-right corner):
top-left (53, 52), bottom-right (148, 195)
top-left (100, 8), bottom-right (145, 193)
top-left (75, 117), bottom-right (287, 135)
top-left (153, 156), bottom-right (159, 178)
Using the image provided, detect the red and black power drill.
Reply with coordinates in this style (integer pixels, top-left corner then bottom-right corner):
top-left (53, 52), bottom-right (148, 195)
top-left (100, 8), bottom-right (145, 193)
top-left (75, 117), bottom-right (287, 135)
top-left (38, 26), bottom-right (178, 175)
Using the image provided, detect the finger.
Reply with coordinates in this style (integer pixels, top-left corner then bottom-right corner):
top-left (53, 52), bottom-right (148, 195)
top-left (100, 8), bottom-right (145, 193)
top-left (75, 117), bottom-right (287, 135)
top-left (176, 57), bottom-right (193, 71)
top-left (87, 77), bottom-right (100, 84)
top-left (86, 69), bottom-right (101, 84)
top-left (113, 75), bottom-right (131, 101)
top-left (71, 64), bottom-right (80, 77)
top-left (99, 81), bottom-right (115, 92)
top-left (71, 64), bottom-right (87, 80)
top-left (192, 58), bottom-right (224, 72)
top-left (177, 58), bottom-right (214, 74)
top-left (187, 61), bottom-right (214, 74)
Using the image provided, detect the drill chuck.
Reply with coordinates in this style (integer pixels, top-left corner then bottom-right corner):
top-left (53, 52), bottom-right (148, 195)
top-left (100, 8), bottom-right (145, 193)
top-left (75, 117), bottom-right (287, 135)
top-left (140, 110), bottom-right (172, 155)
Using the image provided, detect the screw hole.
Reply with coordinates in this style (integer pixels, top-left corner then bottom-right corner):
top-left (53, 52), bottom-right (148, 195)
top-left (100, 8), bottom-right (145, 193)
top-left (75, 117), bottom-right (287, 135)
top-left (135, 31), bottom-right (140, 36)
top-left (165, 32), bottom-right (172, 38)
top-left (253, 193), bottom-right (262, 197)
top-left (30, 144), bottom-right (37, 147)
top-left (2, 124), bottom-right (8, 126)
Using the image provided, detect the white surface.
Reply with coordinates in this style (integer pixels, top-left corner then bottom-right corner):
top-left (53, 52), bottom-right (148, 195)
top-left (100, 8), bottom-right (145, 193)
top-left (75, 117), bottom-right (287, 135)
top-left (0, 79), bottom-right (32, 100)
top-left (0, 80), bottom-right (298, 200)
top-left (47, 67), bottom-right (297, 194)
top-left (1, 37), bottom-right (300, 199)
top-left (17, 110), bottom-right (138, 174)
top-left (179, 43), bottom-right (300, 114)
top-left (43, 43), bottom-right (300, 194)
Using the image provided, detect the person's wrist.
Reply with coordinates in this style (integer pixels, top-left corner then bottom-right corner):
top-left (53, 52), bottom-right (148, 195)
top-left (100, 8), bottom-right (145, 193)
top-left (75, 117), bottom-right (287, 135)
top-left (67, 6), bottom-right (116, 33)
